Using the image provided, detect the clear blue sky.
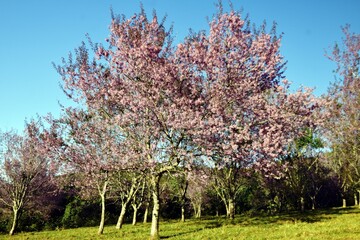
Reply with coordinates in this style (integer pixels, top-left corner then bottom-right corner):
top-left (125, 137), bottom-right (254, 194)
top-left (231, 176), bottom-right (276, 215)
top-left (0, 0), bottom-right (359, 131)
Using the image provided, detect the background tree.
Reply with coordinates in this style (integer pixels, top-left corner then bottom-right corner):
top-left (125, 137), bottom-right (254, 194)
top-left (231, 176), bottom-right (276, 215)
top-left (57, 108), bottom-right (124, 234)
top-left (325, 26), bottom-right (360, 207)
top-left (186, 168), bottom-right (209, 219)
top-left (282, 129), bottom-right (324, 211)
top-left (163, 171), bottom-right (190, 222)
top-left (0, 120), bottom-right (59, 235)
top-left (112, 169), bottom-right (143, 229)
top-left (175, 6), bottom-right (323, 219)
top-left (130, 177), bottom-right (147, 225)
top-left (255, 168), bottom-right (287, 213)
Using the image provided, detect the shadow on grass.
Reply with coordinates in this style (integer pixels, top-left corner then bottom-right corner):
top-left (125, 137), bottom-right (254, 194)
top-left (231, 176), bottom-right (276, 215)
top-left (160, 228), bottom-right (203, 239)
top-left (202, 207), bottom-right (360, 228)
top-left (159, 207), bottom-right (359, 239)
top-left (159, 218), bottom-right (225, 239)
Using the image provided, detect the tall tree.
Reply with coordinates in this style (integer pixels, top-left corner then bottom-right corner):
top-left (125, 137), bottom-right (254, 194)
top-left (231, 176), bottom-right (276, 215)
top-left (325, 26), bottom-right (360, 207)
top-left (57, 108), bottom-right (125, 234)
top-left (54, 4), bottom-right (323, 238)
top-left (112, 169), bottom-right (143, 229)
top-left (130, 177), bottom-right (147, 225)
top-left (164, 171), bottom-right (189, 222)
top-left (0, 120), bottom-right (59, 235)
top-left (283, 129), bottom-right (324, 211)
top-left (186, 168), bottom-right (209, 219)
top-left (175, 6), bottom-right (323, 219)
top-left (55, 8), bottom-right (201, 239)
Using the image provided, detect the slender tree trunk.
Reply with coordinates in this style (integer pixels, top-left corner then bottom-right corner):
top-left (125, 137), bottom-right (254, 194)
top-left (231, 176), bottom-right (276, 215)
top-left (354, 192), bottom-right (358, 206)
top-left (192, 203), bottom-right (201, 219)
top-left (192, 203), bottom-right (197, 218)
top-left (342, 198), bottom-right (347, 208)
top-left (132, 204), bottom-right (138, 225)
top-left (196, 204), bottom-right (201, 218)
top-left (300, 197), bottom-right (305, 212)
top-left (9, 208), bottom-right (19, 236)
top-left (224, 200), bottom-right (230, 218)
top-left (180, 180), bottom-right (188, 222)
top-left (98, 193), bottom-right (106, 234)
top-left (143, 202), bottom-right (149, 223)
top-left (98, 181), bottom-right (107, 235)
top-left (228, 199), bottom-right (235, 219)
top-left (98, 194), bottom-right (106, 234)
top-left (116, 202), bottom-right (128, 229)
top-left (150, 174), bottom-right (161, 240)
top-left (115, 176), bottom-right (139, 229)
top-left (272, 195), bottom-right (281, 213)
top-left (358, 190), bottom-right (360, 208)
top-left (181, 206), bottom-right (185, 222)
top-left (310, 196), bottom-right (316, 210)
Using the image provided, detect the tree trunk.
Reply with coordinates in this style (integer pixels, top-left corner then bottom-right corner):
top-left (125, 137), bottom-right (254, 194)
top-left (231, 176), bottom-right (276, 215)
top-left (132, 204), bottom-right (138, 225)
top-left (116, 202), bottom-right (128, 229)
top-left (273, 195), bottom-right (281, 213)
top-left (192, 203), bottom-right (197, 218)
top-left (9, 207), bottom-right (19, 236)
top-left (196, 204), bottom-right (201, 218)
top-left (358, 190), bottom-right (360, 208)
top-left (300, 197), bottom-right (305, 212)
top-left (98, 181), bottom-right (107, 235)
top-left (228, 199), bottom-right (235, 219)
top-left (354, 192), bottom-right (358, 206)
top-left (180, 180), bottom-right (188, 222)
top-left (342, 198), bottom-right (347, 208)
top-left (181, 206), bottom-right (185, 222)
top-left (150, 175), bottom-right (161, 240)
top-left (225, 201), bottom-right (230, 218)
top-left (192, 203), bottom-right (201, 219)
top-left (98, 192), bottom-right (106, 234)
top-left (143, 202), bottom-right (149, 223)
top-left (310, 196), bottom-right (316, 210)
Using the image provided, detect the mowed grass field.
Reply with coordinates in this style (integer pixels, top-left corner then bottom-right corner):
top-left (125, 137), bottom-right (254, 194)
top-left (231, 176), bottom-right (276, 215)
top-left (1, 207), bottom-right (359, 240)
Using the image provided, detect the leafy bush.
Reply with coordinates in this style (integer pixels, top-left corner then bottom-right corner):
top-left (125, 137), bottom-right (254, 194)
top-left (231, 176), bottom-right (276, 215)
top-left (0, 214), bottom-right (10, 233)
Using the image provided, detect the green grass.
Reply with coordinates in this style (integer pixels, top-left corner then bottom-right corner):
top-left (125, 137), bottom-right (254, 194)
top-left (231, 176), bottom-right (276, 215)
top-left (1, 207), bottom-right (360, 239)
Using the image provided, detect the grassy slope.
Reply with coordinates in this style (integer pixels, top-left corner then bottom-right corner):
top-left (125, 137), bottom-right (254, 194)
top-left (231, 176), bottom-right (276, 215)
top-left (1, 208), bottom-right (359, 240)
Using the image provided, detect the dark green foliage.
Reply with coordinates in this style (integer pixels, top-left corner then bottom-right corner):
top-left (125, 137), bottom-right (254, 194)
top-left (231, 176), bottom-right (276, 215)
top-left (17, 211), bottom-right (45, 232)
top-left (0, 211), bottom-right (10, 233)
top-left (60, 196), bottom-right (120, 229)
top-left (202, 190), bottom-right (226, 216)
top-left (61, 197), bottom-right (100, 228)
top-left (160, 195), bottom-right (192, 220)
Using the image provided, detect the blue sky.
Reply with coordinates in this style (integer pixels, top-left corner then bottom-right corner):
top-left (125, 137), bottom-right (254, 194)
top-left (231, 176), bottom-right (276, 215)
top-left (0, 0), bottom-right (359, 131)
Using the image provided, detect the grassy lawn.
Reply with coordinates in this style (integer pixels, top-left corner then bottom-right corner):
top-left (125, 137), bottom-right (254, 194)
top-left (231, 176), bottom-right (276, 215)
top-left (1, 207), bottom-right (359, 239)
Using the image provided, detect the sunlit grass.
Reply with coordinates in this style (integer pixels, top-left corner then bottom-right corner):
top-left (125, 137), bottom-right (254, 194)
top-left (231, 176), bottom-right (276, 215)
top-left (1, 207), bottom-right (360, 239)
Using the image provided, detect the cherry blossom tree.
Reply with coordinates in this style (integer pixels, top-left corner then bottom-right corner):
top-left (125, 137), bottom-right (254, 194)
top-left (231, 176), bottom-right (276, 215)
top-left (186, 168), bottom-right (209, 219)
top-left (325, 26), bottom-right (360, 207)
top-left (130, 177), bottom-right (147, 225)
top-left (56, 108), bottom-right (125, 234)
top-left (55, 9), bottom-right (199, 238)
top-left (111, 169), bottom-right (144, 229)
top-left (54, 4), bottom-right (323, 238)
top-left (175, 6), bottom-right (323, 218)
top-left (0, 120), bottom-right (60, 235)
